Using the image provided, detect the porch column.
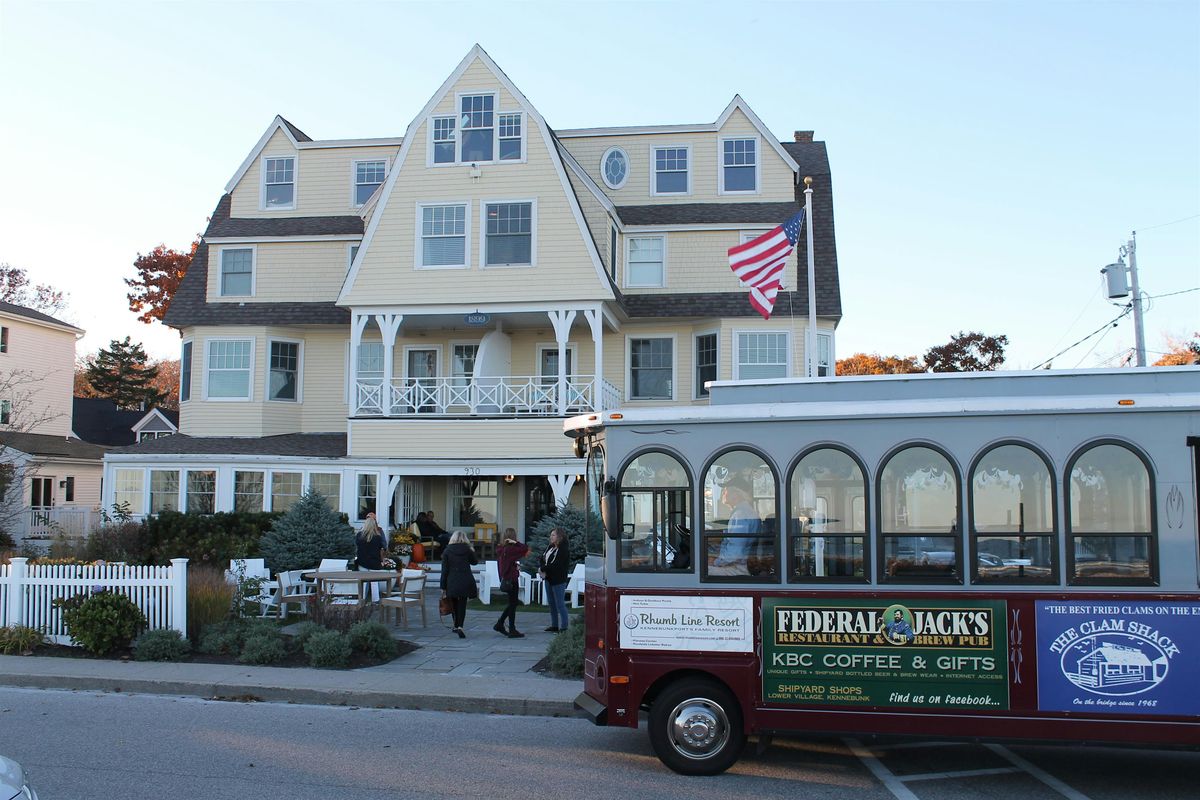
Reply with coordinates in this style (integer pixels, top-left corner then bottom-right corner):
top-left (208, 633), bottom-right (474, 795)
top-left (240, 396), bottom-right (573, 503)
top-left (374, 313), bottom-right (403, 415)
top-left (583, 307), bottom-right (604, 411)
top-left (350, 313), bottom-right (370, 413)
top-left (548, 309), bottom-right (576, 416)
top-left (381, 473), bottom-right (401, 538)
top-left (547, 474), bottom-right (575, 508)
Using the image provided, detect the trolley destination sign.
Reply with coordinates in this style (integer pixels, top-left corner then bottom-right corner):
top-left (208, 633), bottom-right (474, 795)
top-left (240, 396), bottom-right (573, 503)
top-left (762, 598), bottom-right (1009, 710)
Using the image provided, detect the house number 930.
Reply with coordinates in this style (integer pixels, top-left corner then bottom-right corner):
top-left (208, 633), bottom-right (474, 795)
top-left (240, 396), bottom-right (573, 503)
top-left (462, 467), bottom-right (481, 476)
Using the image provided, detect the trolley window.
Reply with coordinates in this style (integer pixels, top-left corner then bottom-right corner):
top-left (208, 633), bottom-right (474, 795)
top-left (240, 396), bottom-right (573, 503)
top-left (617, 450), bottom-right (693, 572)
top-left (1066, 441), bottom-right (1156, 585)
top-left (879, 445), bottom-right (962, 583)
top-left (585, 443), bottom-right (606, 556)
top-left (969, 443), bottom-right (1057, 584)
top-left (788, 446), bottom-right (868, 582)
top-left (702, 449), bottom-right (778, 581)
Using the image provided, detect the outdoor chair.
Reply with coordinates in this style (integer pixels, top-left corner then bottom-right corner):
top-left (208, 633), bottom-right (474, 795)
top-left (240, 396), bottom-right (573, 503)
top-left (484, 560), bottom-right (503, 602)
top-left (316, 558), bottom-right (359, 604)
top-left (226, 558), bottom-right (270, 584)
top-left (276, 570), bottom-right (315, 618)
top-left (380, 569), bottom-right (427, 629)
top-left (566, 563), bottom-right (586, 608)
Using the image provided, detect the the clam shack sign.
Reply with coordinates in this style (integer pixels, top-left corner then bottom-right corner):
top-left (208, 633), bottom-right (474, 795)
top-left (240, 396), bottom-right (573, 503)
top-left (619, 595), bottom-right (753, 652)
top-left (464, 312), bottom-right (491, 326)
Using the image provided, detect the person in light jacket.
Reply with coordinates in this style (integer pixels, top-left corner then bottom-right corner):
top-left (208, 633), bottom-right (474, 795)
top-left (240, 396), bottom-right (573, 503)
top-left (540, 527), bottom-right (570, 632)
top-left (494, 528), bottom-right (530, 638)
top-left (439, 531), bottom-right (479, 638)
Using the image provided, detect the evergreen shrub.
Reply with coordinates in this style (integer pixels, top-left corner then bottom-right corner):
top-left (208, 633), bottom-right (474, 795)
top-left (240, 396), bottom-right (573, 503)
top-left (132, 629), bottom-right (191, 662)
top-left (140, 510), bottom-right (281, 567)
top-left (237, 629), bottom-right (289, 665)
top-left (258, 490), bottom-right (354, 573)
top-left (347, 621), bottom-right (398, 660)
top-left (304, 629), bottom-right (352, 668)
top-left (545, 620), bottom-right (585, 678)
top-left (521, 503), bottom-right (594, 574)
top-left (55, 591), bottom-right (146, 655)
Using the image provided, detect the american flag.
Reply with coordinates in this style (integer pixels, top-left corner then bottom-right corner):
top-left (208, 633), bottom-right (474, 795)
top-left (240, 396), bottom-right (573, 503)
top-left (727, 210), bottom-right (805, 319)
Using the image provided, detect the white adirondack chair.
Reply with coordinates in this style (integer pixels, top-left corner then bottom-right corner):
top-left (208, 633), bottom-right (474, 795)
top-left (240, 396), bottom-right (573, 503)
top-left (566, 563), bottom-right (586, 608)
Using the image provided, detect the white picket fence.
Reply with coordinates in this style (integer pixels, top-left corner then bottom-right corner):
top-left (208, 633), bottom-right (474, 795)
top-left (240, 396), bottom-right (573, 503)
top-left (0, 558), bottom-right (188, 645)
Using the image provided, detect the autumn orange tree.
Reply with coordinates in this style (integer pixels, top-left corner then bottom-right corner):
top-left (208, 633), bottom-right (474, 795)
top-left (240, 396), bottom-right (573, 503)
top-left (1153, 332), bottom-right (1200, 366)
top-left (125, 240), bottom-right (197, 323)
top-left (836, 353), bottom-right (925, 375)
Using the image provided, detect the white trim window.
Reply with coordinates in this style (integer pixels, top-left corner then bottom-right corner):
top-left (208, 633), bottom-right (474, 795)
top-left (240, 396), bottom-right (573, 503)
top-left (357, 341), bottom-right (384, 383)
top-left (452, 477), bottom-right (498, 526)
top-left (114, 469), bottom-right (145, 514)
top-left (149, 469), bottom-right (180, 514)
top-left (262, 156), bottom-right (295, 209)
top-left (538, 343), bottom-right (576, 387)
top-left (234, 470), bottom-right (265, 513)
top-left (0, 399), bottom-right (11, 425)
top-left (432, 116), bottom-right (456, 164)
top-left (498, 112), bottom-right (522, 161)
top-left (609, 225), bottom-right (619, 281)
top-left (459, 93), bottom-right (495, 162)
top-left (628, 337), bottom-right (674, 400)
top-left (451, 343), bottom-right (478, 389)
top-left (601, 147), bottom-right (629, 190)
top-left (626, 235), bottom-right (665, 288)
top-left (180, 340), bottom-right (193, 402)
top-left (353, 159), bottom-right (386, 206)
top-left (349, 244), bottom-right (360, 268)
top-left (695, 331), bottom-right (718, 398)
top-left (652, 145), bottom-right (690, 195)
top-left (356, 473), bottom-right (377, 520)
top-left (483, 201), bottom-right (534, 267)
top-left (268, 339), bottom-right (301, 402)
top-left (271, 471), bottom-right (302, 513)
top-left (206, 339), bottom-right (253, 400)
top-left (817, 331), bottom-right (835, 377)
top-left (419, 203), bottom-right (468, 268)
top-left (736, 331), bottom-right (790, 380)
top-left (219, 247), bottom-right (254, 297)
top-left (186, 470), bottom-right (216, 514)
top-left (308, 473), bottom-right (341, 512)
top-left (720, 137), bottom-right (758, 193)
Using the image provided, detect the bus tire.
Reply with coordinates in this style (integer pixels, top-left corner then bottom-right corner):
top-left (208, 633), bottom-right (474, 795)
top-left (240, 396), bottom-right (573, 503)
top-left (648, 678), bottom-right (746, 775)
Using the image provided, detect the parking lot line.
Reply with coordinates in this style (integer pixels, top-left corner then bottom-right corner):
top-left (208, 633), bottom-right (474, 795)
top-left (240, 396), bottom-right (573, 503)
top-left (987, 745), bottom-right (1094, 800)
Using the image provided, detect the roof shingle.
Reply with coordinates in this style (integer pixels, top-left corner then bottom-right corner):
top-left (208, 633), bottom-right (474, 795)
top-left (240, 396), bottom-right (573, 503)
top-left (110, 432), bottom-right (347, 457)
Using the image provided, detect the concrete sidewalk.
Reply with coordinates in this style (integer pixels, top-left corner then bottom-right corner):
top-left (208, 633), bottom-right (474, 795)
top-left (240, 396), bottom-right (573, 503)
top-left (0, 602), bottom-right (581, 717)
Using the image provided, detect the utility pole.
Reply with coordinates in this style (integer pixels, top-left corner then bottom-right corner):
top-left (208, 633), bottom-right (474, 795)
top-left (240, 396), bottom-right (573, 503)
top-left (1126, 232), bottom-right (1147, 367)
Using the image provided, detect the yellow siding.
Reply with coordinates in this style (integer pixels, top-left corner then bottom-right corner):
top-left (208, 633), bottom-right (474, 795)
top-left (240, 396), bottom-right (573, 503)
top-left (229, 128), bottom-right (396, 218)
top-left (300, 331), bottom-right (349, 432)
top-left (717, 316), bottom-right (835, 380)
top-left (341, 58), bottom-right (612, 306)
top-left (30, 460), bottom-right (102, 508)
top-left (349, 418), bottom-right (566, 459)
top-left (559, 108), bottom-right (795, 205)
top-left (621, 229), bottom-right (777, 295)
top-left (208, 240), bottom-right (354, 304)
top-left (0, 316), bottom-right (76, 437)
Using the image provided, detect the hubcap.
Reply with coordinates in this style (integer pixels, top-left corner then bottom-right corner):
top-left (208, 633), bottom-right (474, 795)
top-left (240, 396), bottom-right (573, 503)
top-left (667, 697), bottom-right (730, 760)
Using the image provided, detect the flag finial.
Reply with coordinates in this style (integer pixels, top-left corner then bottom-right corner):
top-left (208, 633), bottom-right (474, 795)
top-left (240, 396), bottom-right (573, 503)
top-left (804, 176), bottom-right (813, 187)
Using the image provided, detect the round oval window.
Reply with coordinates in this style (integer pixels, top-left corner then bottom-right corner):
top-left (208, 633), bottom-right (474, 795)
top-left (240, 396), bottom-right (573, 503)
top-left (602, 148), bottom-right (628, 189)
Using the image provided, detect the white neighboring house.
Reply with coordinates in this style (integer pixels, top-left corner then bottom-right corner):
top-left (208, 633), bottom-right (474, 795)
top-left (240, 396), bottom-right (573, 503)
top-left (0, 302), bottom-right (104, 544)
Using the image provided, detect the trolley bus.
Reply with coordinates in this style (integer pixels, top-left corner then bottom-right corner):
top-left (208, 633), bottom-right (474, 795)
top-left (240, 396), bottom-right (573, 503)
top-left (564, 367), bottom-right (1200, 774)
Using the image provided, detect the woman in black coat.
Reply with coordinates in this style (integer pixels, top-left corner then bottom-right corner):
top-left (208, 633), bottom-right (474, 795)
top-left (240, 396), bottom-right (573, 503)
top-left (540, 527), bottom-right (571, 633)
top-left (439, 531), bottom-right (479, 637)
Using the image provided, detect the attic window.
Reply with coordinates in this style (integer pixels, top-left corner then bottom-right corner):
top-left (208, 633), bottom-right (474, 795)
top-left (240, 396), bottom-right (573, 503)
top-left (432, 117), bottom-right (456, 163)
top-left (460, 94), bottom-right (495, 162)
top-left (263, 156), bottom-right (295, 209)
top-left (354, 160), bottom-right (386, 205)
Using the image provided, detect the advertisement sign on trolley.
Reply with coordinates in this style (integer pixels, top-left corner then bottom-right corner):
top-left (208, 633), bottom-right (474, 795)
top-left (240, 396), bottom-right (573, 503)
top-left (762, 598), bottom-right (1009, 710)
top-left (619, 595), bottom-right (754, 652)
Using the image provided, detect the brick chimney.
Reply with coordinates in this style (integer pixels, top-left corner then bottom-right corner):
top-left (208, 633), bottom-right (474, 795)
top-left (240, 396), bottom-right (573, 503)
top-left (793, 130), bottom-right (814, 143)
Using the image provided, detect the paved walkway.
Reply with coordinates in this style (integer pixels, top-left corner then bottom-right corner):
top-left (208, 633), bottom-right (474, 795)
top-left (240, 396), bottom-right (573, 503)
top-left (0, 594), bottom-right (582, 717)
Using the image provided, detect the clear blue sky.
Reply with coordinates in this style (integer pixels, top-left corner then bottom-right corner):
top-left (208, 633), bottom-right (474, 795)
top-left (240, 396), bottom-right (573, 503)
top-left (1, 0), bottom-right (1196, 368)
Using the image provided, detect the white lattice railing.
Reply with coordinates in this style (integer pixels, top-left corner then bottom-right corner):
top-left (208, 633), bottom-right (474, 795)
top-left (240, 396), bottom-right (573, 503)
top-left (354, 374), bottom-right (620, 417)
top-left (0, 558), bottom-right (188, 645)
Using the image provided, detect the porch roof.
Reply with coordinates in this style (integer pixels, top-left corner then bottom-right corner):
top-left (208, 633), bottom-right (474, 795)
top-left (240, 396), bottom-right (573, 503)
top-left (110, 432), bottom-right (347, 458)
top-left (1, 433), bottom-right (106, 460)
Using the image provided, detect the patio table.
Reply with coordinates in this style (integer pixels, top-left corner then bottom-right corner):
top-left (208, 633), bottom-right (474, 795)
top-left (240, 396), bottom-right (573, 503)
top-left (301, 569), bottom-right (398, 604)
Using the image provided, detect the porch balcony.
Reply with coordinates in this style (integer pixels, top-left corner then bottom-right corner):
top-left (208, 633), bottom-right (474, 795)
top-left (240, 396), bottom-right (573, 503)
top-left (353, 373), bottom-right (621, 417)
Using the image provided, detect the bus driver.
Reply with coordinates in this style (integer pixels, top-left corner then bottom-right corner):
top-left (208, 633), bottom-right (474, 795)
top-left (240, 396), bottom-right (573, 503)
top-left (710, 477), bottom-right (761, 576)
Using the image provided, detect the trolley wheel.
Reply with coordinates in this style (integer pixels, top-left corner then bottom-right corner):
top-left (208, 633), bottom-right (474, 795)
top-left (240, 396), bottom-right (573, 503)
top-left (648, 678), bottom-right (746, 775)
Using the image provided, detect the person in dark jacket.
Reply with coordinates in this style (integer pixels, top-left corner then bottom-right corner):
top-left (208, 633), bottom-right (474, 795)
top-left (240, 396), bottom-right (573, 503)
top-left (540, 527), bottom-right (570, 632)
top-left (493, 528), bottom-right (530, 638)
top-left (355, 514), bottom-right (385, 570)
top-left (417, 509), bottom-right (452, 554)
top-left (439, 531), bottom-right (478, 637)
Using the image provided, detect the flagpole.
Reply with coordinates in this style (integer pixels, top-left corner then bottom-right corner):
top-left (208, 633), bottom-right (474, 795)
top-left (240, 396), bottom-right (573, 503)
top-left (804, 176), bottom-right (817, 377)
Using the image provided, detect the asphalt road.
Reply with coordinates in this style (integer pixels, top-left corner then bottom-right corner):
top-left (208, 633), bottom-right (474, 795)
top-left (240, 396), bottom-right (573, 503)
top-left (2, 687), bottom-right (1196, 800)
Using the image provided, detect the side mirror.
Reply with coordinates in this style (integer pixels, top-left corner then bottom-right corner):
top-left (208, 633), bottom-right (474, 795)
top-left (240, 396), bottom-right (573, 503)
top-left (600, 478), bottom-right (621, 540)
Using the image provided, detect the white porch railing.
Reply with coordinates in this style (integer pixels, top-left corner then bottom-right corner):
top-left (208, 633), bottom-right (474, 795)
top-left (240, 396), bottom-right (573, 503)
top-left (22, 507), bottom-right (103, 539)
top-left (355, 374), bottom-right (621, 417)
top-left (0, 557), bottom-right (188, 644)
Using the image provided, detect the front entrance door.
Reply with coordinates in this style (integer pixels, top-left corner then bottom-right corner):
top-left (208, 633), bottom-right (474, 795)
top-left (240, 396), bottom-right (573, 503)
top-left (31, 477), bottom-right (53, 509)
top-left (406, 348), bottom-right (439, 413)
top-left (524, 477), bottom-right (553, 539)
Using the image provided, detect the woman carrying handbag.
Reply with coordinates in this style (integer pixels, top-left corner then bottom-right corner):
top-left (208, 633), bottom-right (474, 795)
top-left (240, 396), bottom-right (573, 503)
top-left (439, 531), bottom-right (479, 638)
top-left (493, 528), bottom-right (529, 638)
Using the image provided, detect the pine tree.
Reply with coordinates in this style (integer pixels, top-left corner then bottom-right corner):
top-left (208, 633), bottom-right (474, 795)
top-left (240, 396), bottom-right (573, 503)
top-left (259, 490), bottom-right (355, 573)
top-left (520, 503), bottom-right (596, 574)
top-left (84, 336), bottom-right (165, 409)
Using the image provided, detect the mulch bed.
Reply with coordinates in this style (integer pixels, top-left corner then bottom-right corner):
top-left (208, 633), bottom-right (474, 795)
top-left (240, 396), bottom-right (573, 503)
top-left (32, 638), bottom-right (420, 669)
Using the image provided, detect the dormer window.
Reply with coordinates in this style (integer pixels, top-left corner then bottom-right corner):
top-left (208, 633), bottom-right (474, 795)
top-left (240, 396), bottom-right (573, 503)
top-left (653, 146), bottom-right (690, 195)
top-left (720, 137), bottom-right (758, 193)
top-left (432, 117), bottom-right (456, 163)
top-left (498, 113), bottom-right (522, 160)
top-left (262, 156), bottom-right (295, 209)
top-left (354, 160), bottom-right (386, 205)
top-left (460, 94), bottom-right (495, 162)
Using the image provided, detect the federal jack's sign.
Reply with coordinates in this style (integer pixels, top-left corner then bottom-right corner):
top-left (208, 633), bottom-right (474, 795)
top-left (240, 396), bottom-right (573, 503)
top-left (762, 598), bottom-right (1009, 710)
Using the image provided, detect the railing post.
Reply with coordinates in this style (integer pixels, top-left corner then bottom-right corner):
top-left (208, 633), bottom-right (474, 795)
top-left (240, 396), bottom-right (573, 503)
top-left (169, 558), bottom-right (188, 637)
top-left (4, 557), bottom-right (27, 627)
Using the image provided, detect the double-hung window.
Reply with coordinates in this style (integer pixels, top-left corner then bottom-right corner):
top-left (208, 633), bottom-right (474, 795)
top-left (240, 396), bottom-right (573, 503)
top-left (234, 471), bottom-right (265, 513)
top-left (498, 113), bottom-right (522, 160)
top-left (180, 341), bottom-right (192, 402)
top-left (207, 339), bottom-right (253, 400)
top-left (187, 470), bottom-right (216, 514)
top-left (653, 146), bottom-right (689, 195)
top-left (484, 202), bottom-right (532, 266)
top-left (263, 156), bottom-right (295, 209)
top-left (721, 138), bottom-right (757, 193)
top-left (629, 337), bottom-right (673, 400)
top-left (627, 236), bottom-right (665, 287)
top-left (149, 470), bottom-right (180, 514)
top-left (460, 94), bottom-right (495, 162)
top-left (736, 331), bottom-right (788, 380)
top-left (114, 469), bottom-right (145, 514)
top-left (695, 333), bottom-right (717, 398)
top-left (219, 248), bottom-right (253, 297)
top-left (272, 472), bottom-right (302, 513)
top-left (432, 117), bottom-right (456, 163)
top-left (816, 332), bottom-right (833, 377)
top-left (354, 160), bottom-right (386, 205)
top-left (268, 340), bottom-right (300, 401)
top-left (420, 204), bottom-right (467, 268)
top-left (451, 344), bottom-right (477, 389)
top-left (0, 327), bottom-right (8, 353)
top-left (0, 400), bottom-right (10, 425)
top-left (309, 473), bottom-right (341, 512)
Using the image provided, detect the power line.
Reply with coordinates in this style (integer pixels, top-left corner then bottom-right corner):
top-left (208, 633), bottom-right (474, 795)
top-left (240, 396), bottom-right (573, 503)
top-left (1142, 286), bottom-right (1200, 300)
top-left (1033, 305), bottom-right (1133, 370)
top-left (1137, 213), bottom-right (1200, 233)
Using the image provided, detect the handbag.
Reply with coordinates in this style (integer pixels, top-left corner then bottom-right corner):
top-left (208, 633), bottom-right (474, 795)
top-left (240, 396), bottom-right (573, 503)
top-left (500, 577), bottom-right (517, 594)
top-left (438, 593), bottom-right (453, 617)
